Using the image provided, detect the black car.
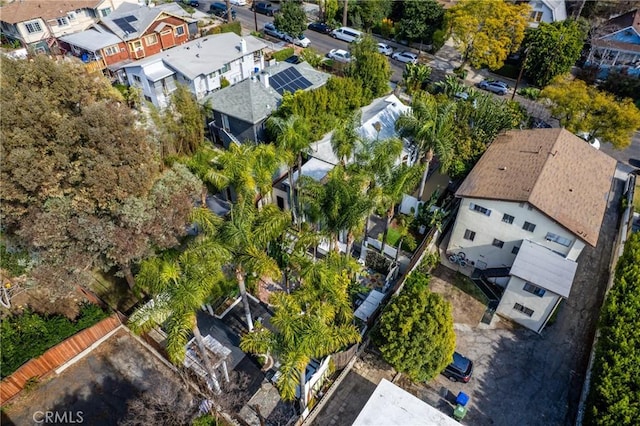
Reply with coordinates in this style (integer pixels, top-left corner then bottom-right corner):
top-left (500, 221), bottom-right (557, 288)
top-left (210, 2), bottom-right (236, 20)
top-left (186, 0), bottom-right (199, 6)
top-left (442, 352), bottom-right (473, 383)
top-left (307, 21), bottom-right (332, 34)
top-left (252, 2), bottom-right (278, 16)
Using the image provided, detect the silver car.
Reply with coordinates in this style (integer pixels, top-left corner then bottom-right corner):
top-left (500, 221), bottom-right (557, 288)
top-left (327, 49), bottom-right (351, 63)
top-left (263, 22), bottom-right (285, 40)
top-left (391, 51), bottom-right (418, 64)
top-left (377, 43), bottom-right (393, 56)
top-left (476, 80), bottom-right (509, 95)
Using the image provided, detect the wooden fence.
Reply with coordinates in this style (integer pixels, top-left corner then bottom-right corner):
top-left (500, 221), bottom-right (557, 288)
top-left (0, 314), bottom-right (121, 405)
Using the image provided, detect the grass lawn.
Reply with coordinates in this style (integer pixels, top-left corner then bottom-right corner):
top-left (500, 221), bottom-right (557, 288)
top-left (634, 182), bottom-right (640, 212)
top-left (453, 272), bottom-right (490, 305)
top-left (385, 227), bottom-right (402, 247)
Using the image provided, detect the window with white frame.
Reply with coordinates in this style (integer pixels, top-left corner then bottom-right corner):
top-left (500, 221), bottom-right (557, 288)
top-left (100, 7), bottom-right (112, 17)
top-left (545, 232), bottom-right (571, 247)
top-left (175, 26), bottom-right (185, 36)
top-left (530, 11), bottom-right (543, 22)
top-left (104, 45), bottom-right (119, 56)
top-left (492, 239), bottom-right (504, 249)
top-left (522, 221), bottom-right (536, 232)
top-left (513, 303), bottom-right (534, 317)
top-left (523, 283), bottom-right (546, 297)
top-left (67, 11), bottom-right (77, 21)
top-left (463, 229), bottom-right (476, 241)
top-left (57, 17), bottom-right (69, 26)
top-left (469, 202), bottom-right (491, 216)
top-left (146, 34), bottom-right (158, 45)
top-left (25, 21), bottom-right (43, 34)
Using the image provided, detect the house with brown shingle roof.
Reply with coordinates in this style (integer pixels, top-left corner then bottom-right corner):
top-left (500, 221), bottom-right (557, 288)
top-left (446, 128), bottom-right (616, 332)
top-left (585, 8), bottom-right (640, 78)
top-left (0, 0), bottom-right (134, 53)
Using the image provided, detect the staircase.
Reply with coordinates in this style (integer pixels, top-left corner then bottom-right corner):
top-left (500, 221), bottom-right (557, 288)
top-left (470, 268), bottom-right (510, 324)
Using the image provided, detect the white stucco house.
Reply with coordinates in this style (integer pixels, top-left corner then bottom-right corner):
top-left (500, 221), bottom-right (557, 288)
top-left (527, 0), bottom-right (567, 27)
top-left (122, 33), bottom-right (266, 107)
top-left (446, 128), bottom-right (616, 331)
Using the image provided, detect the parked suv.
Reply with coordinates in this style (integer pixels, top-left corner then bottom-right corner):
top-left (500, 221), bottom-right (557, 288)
top-left (252, 2), bottom-right (278, 16)
top-left (476, 79), bottom-right (509, 95)
top-left (442, 352), bottom-right (473, 383)
top-left (209, 2), bottom-right (236, 20)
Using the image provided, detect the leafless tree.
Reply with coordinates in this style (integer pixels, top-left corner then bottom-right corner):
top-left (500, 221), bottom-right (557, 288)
top-left (120, 382), bottom-right (198, 426)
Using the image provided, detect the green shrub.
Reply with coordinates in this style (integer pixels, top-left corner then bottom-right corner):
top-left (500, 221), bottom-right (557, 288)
top-left (0, 241), bottom-right (30, 277)
top-left (205, 21), bottom-right (241, 36)
top-left (585, 233), bottom-right (640, 425)
top-left (220, 76), bottom-right (230, 88)
top-left (192, 414), bottom-right (218, 426)
top-left (0, 304), bottom-right (109, 378)
top-left (366, 251), bottom-right (391, 274)
top-left (300, 48), bottom-right (324, 68)
top-left (273, 47), bottom-right (295, 62)
top-left (493, 63), bottom-right (520, 79)
top-left (518, 87), bottom-right (540, 100)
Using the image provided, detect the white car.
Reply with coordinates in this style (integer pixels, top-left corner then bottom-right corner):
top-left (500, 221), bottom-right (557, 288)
top-left (229, 0), bottom-right (246, 5)
top-left (327, 48), bottom-right (351, 63)
top-left (577, 132), bottom-right (601, 150)
top-left (377, 43), bottom-right (393, 56)
top-left (284, 33), bottom-right (311, 48)
top-left (391, 51), bottom-right (418, 64)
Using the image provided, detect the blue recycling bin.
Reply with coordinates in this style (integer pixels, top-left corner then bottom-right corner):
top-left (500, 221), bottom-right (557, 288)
top-left (456, 391), bottom-right (470, 407)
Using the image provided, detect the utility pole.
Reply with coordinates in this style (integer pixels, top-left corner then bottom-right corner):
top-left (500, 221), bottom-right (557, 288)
top-left (511, 48), bottom-right (529, 101)
top-left (252, 1), bottom-right (258, 32)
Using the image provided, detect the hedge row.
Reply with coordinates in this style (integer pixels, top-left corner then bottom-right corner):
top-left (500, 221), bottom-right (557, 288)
top-left (0, 304), bottom-right (109, 378)
top-left (585, 232), bottom-right (640, 425)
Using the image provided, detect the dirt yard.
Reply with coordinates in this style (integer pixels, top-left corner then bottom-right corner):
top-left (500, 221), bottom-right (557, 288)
top-left (429, 266), bottom-right (487, 326)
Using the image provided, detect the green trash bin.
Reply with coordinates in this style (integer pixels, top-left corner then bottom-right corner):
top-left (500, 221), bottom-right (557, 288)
top-left (453, 404), bottom-right (467, 421)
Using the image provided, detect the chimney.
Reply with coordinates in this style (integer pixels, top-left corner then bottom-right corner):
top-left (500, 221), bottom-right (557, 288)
top-left (240, 38), bottom-right (247, 54)
top-left (262, 72), bottom-right (269, 89)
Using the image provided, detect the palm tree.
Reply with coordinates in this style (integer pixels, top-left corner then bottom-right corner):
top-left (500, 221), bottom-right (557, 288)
top-left (221, 200), bottom-right (291, 332)
top-left (129, 211), bottom-right (231, 393)
top-left (331, 111), bottom-right (362, 165)
top-left (396, 93), bottom-right (457, 200)
top-left (240, 258), bottom-right (360, 409)
top-left (379, 163), bottom-right (422, 253)
top-left (266, 115), bottom-right (309, 225)
top-left (393, 214), bottom-right (417, 265)
top-left (403, 63), bottom-right (432, 95)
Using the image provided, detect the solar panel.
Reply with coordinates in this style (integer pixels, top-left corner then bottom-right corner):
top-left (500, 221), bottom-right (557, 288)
top-left (270, 67), bottom-right (312, 96)
top-left (113, 17), bottom-right (136, 34)
top-left (124, 15), bottom-right (138, 22)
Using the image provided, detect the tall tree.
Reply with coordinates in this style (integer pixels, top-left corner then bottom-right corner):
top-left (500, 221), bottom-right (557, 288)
top-left (448, 0), bottom-right (531, 70)
top-left (395, 93), bottom-right (457, 199)
top-left (540, 75), bottom-right (640, 149)
top-left (266, 114), bottom-right (309, 224)
top-left (0, 56), bottom-right (202, 292)
top-left (129, 212), bottom-right (231, 393)
top-left (274, 0), bottom-right (308, 37)
top-left (379, 163), bottom-right (422, 253)
top-left (522, 20), bottom-right (587, 87)
top-left (330, 111), bottom-right (362, 165)
top-left (240, 259), bottom-right (360, 408)
top-left (348, 0), bottom-right (392, 31)
top-left (374, 271), bottom-right (456, 382)
top-left (348, 34), bottom-right (392, 100)
top-left (403, 63), bottom-right (432, 95)
top-left (221, 200), bottom-right (291, 332)
top-left (398, 0), bottom-right (444, 48)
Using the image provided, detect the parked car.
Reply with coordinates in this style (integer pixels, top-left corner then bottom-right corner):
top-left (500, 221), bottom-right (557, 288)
top-left (442, 352), bottom-right (473, 383)
top-left (391, 51), bottom-right (418, 64)
top-left (308, 21), bottom-right (332, 34)
top-left (327, 48), bottom-right (351, 63)
top-left (182, 0), bottom-right (199, 7)
top-left (252, 2), bottom-right (278, 16)
top-left (284, 33), bottom-right (311, 48)
top-left (229, 0), bottom-right (247, 5)
top-left (476, 79), bottom-right (509, 95)
top-left (330, 27), bottom-right (362, 43)
top-left (577, 132), bottom-right (601, 150)
top-left (263, 22), bottom-right (286, 40)
top-left (209, 2), bottom-right (236, 20)
top-left (377, 43), bottom-right (393, 56)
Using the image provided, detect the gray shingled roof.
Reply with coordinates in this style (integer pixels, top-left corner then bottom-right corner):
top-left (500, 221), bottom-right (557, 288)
top-left (100, 2), bottom-right (189, 41)
top-left (205, 61), bottom-right (330, 124)
top-left (122, 33), bottom-right (267, 81)
top-left (456, 128), bottom-right (617, 247)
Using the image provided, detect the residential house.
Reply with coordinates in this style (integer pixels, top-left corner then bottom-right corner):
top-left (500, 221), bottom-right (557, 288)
top-left (100, 2), bottom-right (192, 61)
top-left (58, 26), bottom-right (129, 72)
top-left (122, 33), bottom-right (267, 107)
top-left (526, 0), bottom-right (567, 27)
top-left (585, 8), bottom-right (640, 78)
top-left (446, 128), bottom-right (616, 331)
top-left (205, 61), bottom-right (330, 146)
top-left (0, 0), bottom-right (133, 53)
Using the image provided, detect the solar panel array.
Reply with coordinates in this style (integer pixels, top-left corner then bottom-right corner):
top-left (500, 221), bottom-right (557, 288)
top-left (270, 67), bottom-right (312, 96)
top-left (113, 15), bottom-right (138, 34)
